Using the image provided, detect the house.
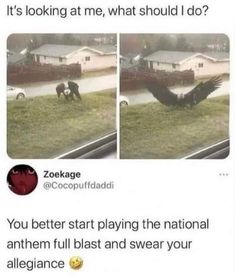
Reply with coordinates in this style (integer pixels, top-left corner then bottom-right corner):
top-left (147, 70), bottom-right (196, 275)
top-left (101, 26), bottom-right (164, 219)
top-left (30, 44), bottom-right (116, 72)
top-left (144, 50), bottom-right (229, 78)
top-left (120, 55), bottom-right (139, 69)
top-left (7, 52), bottom-right (27, 65)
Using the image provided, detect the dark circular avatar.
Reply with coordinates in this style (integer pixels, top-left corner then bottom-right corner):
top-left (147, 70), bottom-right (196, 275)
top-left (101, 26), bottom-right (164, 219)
top-left (7, 165), bottom-right (38, 195)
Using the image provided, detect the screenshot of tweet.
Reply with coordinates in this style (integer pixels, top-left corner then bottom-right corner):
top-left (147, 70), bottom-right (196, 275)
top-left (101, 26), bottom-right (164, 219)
top-left (0, 0), bottom-right (234, 276)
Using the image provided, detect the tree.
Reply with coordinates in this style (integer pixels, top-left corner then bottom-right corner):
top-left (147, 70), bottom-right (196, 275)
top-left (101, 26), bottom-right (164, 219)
top-left (175, 35), bottom-right (190, 51)
top-left (155, 35), bottom-right (173, 51)
top-left (141, 40), bottom-right (152, 57)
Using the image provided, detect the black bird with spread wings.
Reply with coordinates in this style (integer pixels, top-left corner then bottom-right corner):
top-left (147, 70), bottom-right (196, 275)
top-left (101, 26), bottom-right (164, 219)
top-left (146, 76), bottom-right (222, 107)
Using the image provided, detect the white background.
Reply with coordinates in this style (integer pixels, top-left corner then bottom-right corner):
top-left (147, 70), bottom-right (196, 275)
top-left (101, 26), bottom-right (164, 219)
top-left (0, 0), bottom-right (234, 276)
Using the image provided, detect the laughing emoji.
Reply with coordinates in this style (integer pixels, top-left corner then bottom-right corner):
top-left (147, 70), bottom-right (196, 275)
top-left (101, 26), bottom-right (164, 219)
top-left (69, 256), bottom-right (83, 270)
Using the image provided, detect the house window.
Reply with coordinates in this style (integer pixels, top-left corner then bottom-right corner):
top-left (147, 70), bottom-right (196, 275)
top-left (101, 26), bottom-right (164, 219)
top-left (198, 63), bottom-right (204, 68)
top-left (85, 56), bottom-right (90, 61)
top-left (172, 64), bottom-right (176, 69)
top-left (59, 57), bottom-right (63, 62)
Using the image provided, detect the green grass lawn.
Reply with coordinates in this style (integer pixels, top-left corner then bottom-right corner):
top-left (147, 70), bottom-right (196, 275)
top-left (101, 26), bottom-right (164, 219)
top-left (120, 95), bottom-right (229, 159)
top-left (8, 89), bottom-right (116, 158)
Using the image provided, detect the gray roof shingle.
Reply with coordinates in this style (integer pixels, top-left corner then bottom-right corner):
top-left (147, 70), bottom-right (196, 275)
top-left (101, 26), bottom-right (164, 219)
top-left (30, 44), bottom-right (116, 57)
top-left (90, 45), bottom-right (116, 54)
top-left (7, 53), bottom-right (26, 64)
top-left (30, 44), bottom-right (83, 57)
top-left (203, 51), bottom-right (229, 60)
top-left (144, 50), bottom-right (229, 64)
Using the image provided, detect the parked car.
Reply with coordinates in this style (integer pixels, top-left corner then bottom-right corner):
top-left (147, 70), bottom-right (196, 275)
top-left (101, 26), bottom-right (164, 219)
top-left (7, 86), bottom-right (26, 100)
top-left (120, 95), bottom-right (129, 106)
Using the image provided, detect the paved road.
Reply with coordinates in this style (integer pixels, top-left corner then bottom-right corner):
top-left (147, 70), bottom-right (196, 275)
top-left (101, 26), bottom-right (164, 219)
top-left (121, 79), bottom-right (229, 106)
top-left (17, 74), bottom-right (116, 97)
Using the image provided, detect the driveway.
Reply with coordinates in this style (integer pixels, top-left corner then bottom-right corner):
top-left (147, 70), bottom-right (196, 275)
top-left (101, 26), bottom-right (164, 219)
top-left (17, 74), bottom-right (116, 97)
top-left (121, 79), bottom-right (229, 106)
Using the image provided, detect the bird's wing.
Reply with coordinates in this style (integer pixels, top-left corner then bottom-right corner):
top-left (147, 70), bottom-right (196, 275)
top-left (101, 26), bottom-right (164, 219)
top-left (146, 80), bottom-right (178, 106)
top-left (184, 76), bottom-right (222, 105)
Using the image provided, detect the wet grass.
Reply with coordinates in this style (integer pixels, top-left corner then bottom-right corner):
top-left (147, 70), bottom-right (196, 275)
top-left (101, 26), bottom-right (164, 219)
top-left (120, 95), bottom-right (229, 159)
top-left (8, 89), bottom-right (116, 158)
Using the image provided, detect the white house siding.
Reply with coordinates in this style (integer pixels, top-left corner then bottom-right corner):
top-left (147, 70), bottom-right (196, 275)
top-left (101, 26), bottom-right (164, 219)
top-left (147, 56), bottom-right (229, 79)
top-left (81, 55), bottom-right (116, 72)
top-left (34, 49), bottom-right (116, 72)
top-left (200, 61), bottom-right (229, 77)
top-left (149, 61), bottom-right (180, 71)
top-left (179, 56), bottom-right (229, 78)
top-left (66, 50), bottom-right (116, 72)
top-left (35, 55), bottom-right (66, 65)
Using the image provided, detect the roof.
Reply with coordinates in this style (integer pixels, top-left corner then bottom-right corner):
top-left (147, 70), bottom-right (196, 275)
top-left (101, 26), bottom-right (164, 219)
top-left (121, 59), bottom-right (139, 70)
top-left (144, 51), bottom-right (196, 63)
top-left (7, 53), bottom-right (26, 64)
top-left (144, 50), bottom-right (229, 64)
top-left (30, 44), bottom-right (116, 58)
top-left (90, 45), bottom-right (116, 54)
top-left (125, 53), bottom-right (141, 59)
top-left (30, 44), bottom-right (83, 58)
top-left (203, 51), bottom-right (229, 60)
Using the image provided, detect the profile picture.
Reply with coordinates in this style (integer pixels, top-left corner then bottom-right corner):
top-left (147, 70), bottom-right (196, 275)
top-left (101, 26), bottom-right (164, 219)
top-left (7, 164), bottom-right (38, 195)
